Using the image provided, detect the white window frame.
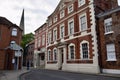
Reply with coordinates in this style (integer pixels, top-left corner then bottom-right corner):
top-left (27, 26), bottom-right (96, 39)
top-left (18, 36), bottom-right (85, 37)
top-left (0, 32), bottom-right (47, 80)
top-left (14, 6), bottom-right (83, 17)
top-left (60, 24), bottom-right (64, 39)
top-left (53, 48), bottom-right (57, 61)
top-left (106, 43), bottom-right (116, 61)
top-left (68, 43), bottom-right (75, 60)
top-left (104, 18), bottom-right (113, 35)
top-left (68, 4), bottom-right (74, 14)
top-left (53, 28), bottom-right (57, 41)
top-left (48, 49), bottom-right (52, 61)
top-left (60, 10), bottom-right (65, 19)
top-left (12, 28), bottom-right (17, 36)
top-left (80, 40), bottom-right (89, 60)
top-left (79, 13), bottom-right (87, 31)
top-left (78, 0), bottom-right (85, 7)
top-left (68, 19), bottom-right (74, 36)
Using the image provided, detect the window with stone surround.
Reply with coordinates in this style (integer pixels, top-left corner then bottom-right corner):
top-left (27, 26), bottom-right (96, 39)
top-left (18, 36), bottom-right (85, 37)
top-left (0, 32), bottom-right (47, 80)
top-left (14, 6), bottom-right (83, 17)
top-left (104, 18), bottom-right (113, 34)
top-left (80, 41), bottom-right (89, 60)
top-left (78, 0), bottom-right (85, 7)
top-left (106, 43), bottom-right (116, 61)
top-left (68, 4), bottom-right (73, 14)
top-left (60, 24), bottom-right (64, 39)
top-left (53, 28), bottom-right (57, 41)
top-left (60, 10), bottom-right (65, 19)
top-left (48, 31), bottom-right (52, 44)
top-left (68, 43), bottom-right (75, 60)
top-left (53, 15), bottom-right (58, 23)
top-left (79, 13), bottom-right (87, 31)
top-left (68, 19), bottom-right (74, 35)
top-left (48, 49), bottom-right (52, 61)
top-left (53, 48), bottom-right (57, 61)
top-left (48, 20), bottom-right (52, 26)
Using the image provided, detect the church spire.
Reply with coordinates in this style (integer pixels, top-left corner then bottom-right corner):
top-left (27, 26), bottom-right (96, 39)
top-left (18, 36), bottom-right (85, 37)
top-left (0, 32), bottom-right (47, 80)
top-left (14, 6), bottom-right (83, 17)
top-left (19, 9), bottom-right (25, 35)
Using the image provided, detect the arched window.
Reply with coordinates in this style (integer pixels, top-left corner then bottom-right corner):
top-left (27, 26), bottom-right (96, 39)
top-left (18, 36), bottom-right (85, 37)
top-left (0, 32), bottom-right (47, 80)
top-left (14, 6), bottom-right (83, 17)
top-left (47, 49), bottom-right (52, 61)
top-left (68, 43), bottom-right (75, 60)
top-left (80, 40), bottom-right (89, 60)
top-left (12, 28), bottom-right (17, 36)
top-left (53, 48), bottom-right (57, 61)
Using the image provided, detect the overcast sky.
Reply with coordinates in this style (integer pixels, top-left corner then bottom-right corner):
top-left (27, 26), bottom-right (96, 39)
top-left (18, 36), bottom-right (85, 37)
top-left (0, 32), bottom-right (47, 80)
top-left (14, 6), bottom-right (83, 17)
top-left (0, 0), bottom-right (120, 34)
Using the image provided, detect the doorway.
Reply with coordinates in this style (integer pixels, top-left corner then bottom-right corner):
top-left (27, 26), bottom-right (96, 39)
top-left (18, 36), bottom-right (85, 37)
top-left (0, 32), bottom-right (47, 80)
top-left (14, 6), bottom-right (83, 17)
top-left (58, 48), bottom-right (64, 70)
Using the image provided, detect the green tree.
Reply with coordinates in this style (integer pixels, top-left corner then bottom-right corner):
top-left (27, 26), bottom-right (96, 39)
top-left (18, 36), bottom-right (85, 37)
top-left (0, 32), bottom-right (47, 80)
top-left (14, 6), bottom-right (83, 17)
top-left (21, 33), bottom-right (34, 49)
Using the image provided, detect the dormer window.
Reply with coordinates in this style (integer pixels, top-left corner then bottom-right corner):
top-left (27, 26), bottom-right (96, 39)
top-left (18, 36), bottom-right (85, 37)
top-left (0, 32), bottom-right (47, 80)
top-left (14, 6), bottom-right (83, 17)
top-left (12, 28), bottom-right (17, 36)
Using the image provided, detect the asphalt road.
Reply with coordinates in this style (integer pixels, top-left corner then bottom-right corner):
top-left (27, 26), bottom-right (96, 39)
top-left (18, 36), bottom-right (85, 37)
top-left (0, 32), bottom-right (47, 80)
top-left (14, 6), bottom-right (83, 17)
top-left (20, 69), bottom-right (120, 80)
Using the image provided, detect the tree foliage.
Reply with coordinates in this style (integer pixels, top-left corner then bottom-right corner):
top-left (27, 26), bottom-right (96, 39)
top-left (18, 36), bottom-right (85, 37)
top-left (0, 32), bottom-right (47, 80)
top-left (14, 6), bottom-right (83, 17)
top-left (21, 33), bottom-right (34, 49)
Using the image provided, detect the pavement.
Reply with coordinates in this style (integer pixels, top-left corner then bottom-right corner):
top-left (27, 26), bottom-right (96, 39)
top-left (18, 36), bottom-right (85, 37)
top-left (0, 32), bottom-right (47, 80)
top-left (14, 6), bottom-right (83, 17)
top-left (0, 67), bottom-right (30, 80)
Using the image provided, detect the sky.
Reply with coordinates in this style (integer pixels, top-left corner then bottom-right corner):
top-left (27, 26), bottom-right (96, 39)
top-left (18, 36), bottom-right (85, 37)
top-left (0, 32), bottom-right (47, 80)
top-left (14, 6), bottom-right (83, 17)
top-left (0, 0), bottom-right (120, 34)
top-left (0, 0), bottom-right (60, 34)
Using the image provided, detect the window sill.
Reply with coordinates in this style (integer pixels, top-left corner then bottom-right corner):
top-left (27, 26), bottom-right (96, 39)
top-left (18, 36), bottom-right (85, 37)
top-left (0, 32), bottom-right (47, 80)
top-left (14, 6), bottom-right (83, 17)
top-left (105, 31), bottom-right (114, 35)
top-left (106, 59), bottom-right (117, 61)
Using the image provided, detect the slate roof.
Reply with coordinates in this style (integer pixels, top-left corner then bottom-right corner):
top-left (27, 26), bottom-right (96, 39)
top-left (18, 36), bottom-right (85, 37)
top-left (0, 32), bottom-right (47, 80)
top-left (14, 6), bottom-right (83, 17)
top-left (0, 16), bottom-right (23, 31)
top-left (97, 6), bottom-right (120, 18)
top-left (6, 43), bottom-right (23, 51)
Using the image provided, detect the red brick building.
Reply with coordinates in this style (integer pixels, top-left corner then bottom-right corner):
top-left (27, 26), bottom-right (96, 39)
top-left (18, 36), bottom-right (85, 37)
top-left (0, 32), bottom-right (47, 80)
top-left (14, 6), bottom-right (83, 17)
top-left (26, 40), bottom-right (34, 67)
top-left (0, 17), bottom-right (23, 70)
top-left (97, 7), bottom-right (120, 74)
top-left (45, 0), bottom-right (118, 73)
top-left (34, 23), bottom-right (47, 68)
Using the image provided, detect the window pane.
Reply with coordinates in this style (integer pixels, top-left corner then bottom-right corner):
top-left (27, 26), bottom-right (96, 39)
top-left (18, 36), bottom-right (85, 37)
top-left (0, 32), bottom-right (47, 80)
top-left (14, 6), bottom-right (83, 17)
top-left (70, 46), bottom-right (74, 59)
top-left (61, 26), bottom-right (64, 38)
top-left (106, 44), bottom-right (116, 60)
top-left (80, 16), bottom-right (87, 31)
top-left (82, 43), bottom-right (88, 59)
top-left (54, 49), bottom-right (57, 60)
top-left (69, 21), bottom-right (74, 35)
top-left (12, 28), bottom-right (17, 36)
top-left (104, 18), bottom-right (112, 33)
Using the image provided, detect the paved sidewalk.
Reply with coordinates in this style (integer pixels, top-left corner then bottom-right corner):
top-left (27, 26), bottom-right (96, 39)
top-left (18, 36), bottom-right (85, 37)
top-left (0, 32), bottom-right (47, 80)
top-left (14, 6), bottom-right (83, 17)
top-left (0, 68), bottom-right (29, 80)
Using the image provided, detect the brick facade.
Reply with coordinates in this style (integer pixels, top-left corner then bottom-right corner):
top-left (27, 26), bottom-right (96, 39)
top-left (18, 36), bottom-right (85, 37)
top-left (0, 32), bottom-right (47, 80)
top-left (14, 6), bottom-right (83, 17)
top-left (97, 7), bottom-right (120, 74)
top-left (34, 23), bottom-right (47, 68)
top-left (33, 0), bottom-right (119, 74)
top-left (0, 17), bottom-right (22, 70)
top-left (26, 40), bottom-right (34, 67)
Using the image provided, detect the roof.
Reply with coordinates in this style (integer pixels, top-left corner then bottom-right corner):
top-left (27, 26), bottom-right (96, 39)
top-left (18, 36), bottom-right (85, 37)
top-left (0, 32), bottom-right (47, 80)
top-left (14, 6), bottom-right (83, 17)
top-left (48, 0), bottom-right (72, 18)
top-left (34, 23), bottom-right (47, 32)
top-left (0, 17), bottom-right (13, 26)
top-left (28, 40), bottom-right (35, 45)
top-left (0, 16), bottom-right (23, 31)
top-left (97, 6), bottom-right (120, 18)
top-left (6, 43), bottom-right (23, 51)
